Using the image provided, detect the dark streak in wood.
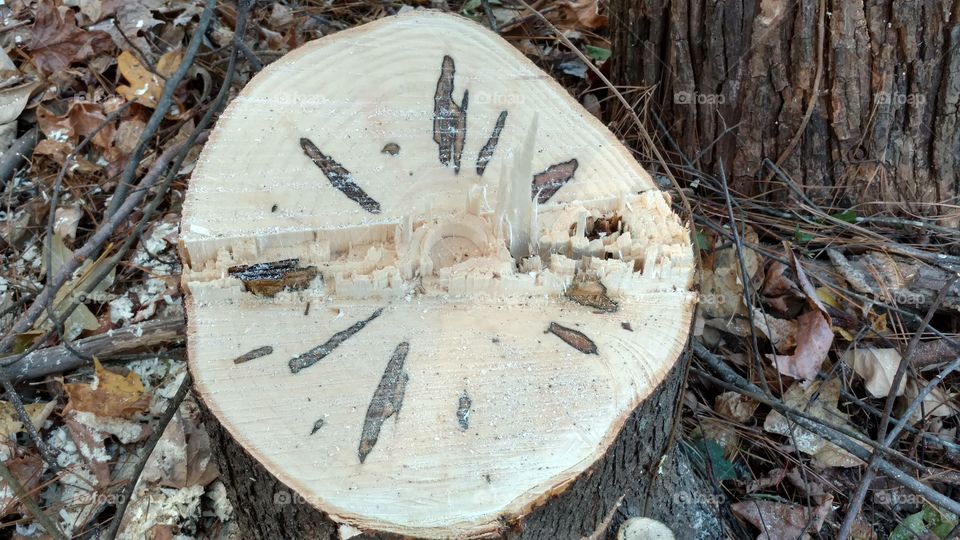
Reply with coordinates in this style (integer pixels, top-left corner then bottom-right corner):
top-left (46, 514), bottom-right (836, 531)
top-left (300, 137), bottom-right (382, 213)
top-left (304, 302), bottom-right (310, 316)
top-left (381, 142), bottom-right (400, 155)
top-left (548, 322), bottom-right (598, 354)
top-left (566, 274), bottom-right (618, 312)
top-left (532, 159), bottom-right (579, 204)
top-left (233, 346), bottom-right (273, 364)
top-left (289, 308), bottom-right (385, 373)
top-left (433, 55), bottom-right (469, 173)
top-left (359, 342), bottom-right (409, 463)
top-left (621, 322), bottom-right (633, 331)
top-left (310, 418), bottom-right (324, 435)
top-left (457, 391), bottom-right (472, 430)
top-left (228, 259), bottom-right (319, 297)
top-left (476, 110), bottom-right (508, 176)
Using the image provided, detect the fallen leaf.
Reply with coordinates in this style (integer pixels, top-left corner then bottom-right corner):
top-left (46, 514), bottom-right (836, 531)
top-left (53, 205), bottom-right (82, 241)
top-left (701, 226), bottom-right (761, 319)
top-left (715, 391), bottom-right (759, 422)
top-left (28, 0), bottom-right (114, 75)
top-left (731, 495), bottom-right (833, 540)
top-left (116, 50), bottom-right (163, 107)
top-left (142, 407), bottom-right (218, 489)
top-left (0, 80), bottom-right (41, 125)
top-left (766, 309), bottom-right (833, 381)
top-left (841, 348), bottom-right (905, 398)
top-left (562, 0), bottom-right (608, 30)
top-left (763, 379), bottom-right (865, 467)
top-left (63, 358), bottom-right (151, 418)
top-left (37, 99), bottom-right (115, 150)
top-left (0, 454), bottom-right (44, 519)
top-left (0, 401), bottom-right (51, 438)
top-left (904, 379), bottom-right (958, 420)
top-left (63, 412), bottom-right (112, 485)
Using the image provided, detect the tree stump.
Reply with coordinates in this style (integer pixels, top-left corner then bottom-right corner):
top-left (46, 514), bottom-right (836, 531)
top-left (180, 11), bottom-right (706, 539)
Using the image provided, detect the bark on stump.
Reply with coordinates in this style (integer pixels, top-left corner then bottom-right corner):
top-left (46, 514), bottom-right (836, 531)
top-left (609, 0), bottom-right (960, 226)
top-left (181, 11), bottom-right (717, 539)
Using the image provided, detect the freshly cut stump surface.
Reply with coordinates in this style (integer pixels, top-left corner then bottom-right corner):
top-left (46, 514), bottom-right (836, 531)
top-left (181, 10), bottom-right (696, 539)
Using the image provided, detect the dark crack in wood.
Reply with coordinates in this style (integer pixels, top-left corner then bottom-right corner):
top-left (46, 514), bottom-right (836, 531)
top-left (621, 322), bottom-right (633, 331)
top-left (310, 418), bottom-right (324, 435)
top-left (532, 159), bottom-right (579, 204)
top-left (228, 259), bottom-right (319, 297)
top-left (359, 342), bottom-right (409, 463)
top-left (476, 110), bottom-right (508, 176)
top-left (457, 391), bottom-right (472, 431)
top-left (233, 346), bottom-right (274, 364)
top-left (433, 55), bottom-right (469, 173)
top-left (300, 137), bottom-right (382, 213)
top-left (289, 308), bottom-right (385, 373)
top-left (566, 274), bottom-right (618, 312)
top-left (548, 322), bottom-right (598, 354)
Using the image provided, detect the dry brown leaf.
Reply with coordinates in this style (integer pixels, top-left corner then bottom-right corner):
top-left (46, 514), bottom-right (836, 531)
top-left (116, 50), bottom-right (163, 107)
top-left (731, 495), bottom-right (833, 540)
top-left (63, 358), bottom-right (151, 418)
top-left (0, 401), bottom-right (50, 438)
top-left (0, 454), bottom-right (44, 519)
top-left (37, 100), bottom-right (115, 150)
top-left (142, 408), bottom-right (218, 489)
top-left (28, 0), bottom-right (114, 75)
top-left (841, 348), bottom-right (905, 398)
top-left (0, 80), bottom-right (41, 125)
top-left (701, 227), bottom-right (761, 319)
top-left (763, 379), bottom-right (864, 468)
top-left (63, 413), bottom-right (112, 486)
top-left (715, 391), bottom-right (759, 422)
top-left (904, 379), bottom-right (959, 420)
top-left (562, 0), bottom-right (608, 30)
top-left (766, 309), bottom-right (833, 381)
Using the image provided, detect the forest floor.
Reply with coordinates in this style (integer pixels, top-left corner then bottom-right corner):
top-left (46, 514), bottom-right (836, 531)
top-left (0, 1), bottom-right (958, 539)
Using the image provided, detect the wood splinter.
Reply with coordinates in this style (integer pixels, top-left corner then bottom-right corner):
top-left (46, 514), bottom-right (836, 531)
top-left (565, 274), bottom-right (618, 312)
top-left (359, 342), bottom-right (410, 463)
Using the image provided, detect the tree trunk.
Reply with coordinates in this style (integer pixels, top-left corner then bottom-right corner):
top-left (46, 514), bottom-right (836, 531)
top-left (609, 0), bottom-right (960, 226)
top-left (196, 361), bottom-right (724, 539)
top-left (180, 11), bottom-right (723, 539)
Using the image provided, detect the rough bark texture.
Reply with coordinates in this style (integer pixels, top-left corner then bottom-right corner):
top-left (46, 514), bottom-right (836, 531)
top-left (195, 360), bottom-right (724, 539)
top-left (609, 0), bottom-right (960, 225)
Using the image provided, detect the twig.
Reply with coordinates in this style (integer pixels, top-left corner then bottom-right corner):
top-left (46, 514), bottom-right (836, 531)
top-left (693, 342), bottom-right (960, 517)
top-left (102, 371), bottom-right (192, 540)
top-left (104, 0), bottom-right (215, 218)
top-left (0, 128), bottom-right (37, 189)
top-left (0, 458), bottom-right (65, 539)
top-left (481, 0), bottom-right (499, 32)
top-left (837, 276), bottom-right (958, 540)
top-left (1, 317), bottom-right (185, 381)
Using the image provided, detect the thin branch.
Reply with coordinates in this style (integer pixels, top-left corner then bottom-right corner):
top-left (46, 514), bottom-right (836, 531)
top-left (0, 458), bottom-right (65, 540)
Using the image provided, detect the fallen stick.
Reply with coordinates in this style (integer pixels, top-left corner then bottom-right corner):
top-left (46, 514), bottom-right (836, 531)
top-left (1, 316), bottom-right (185, 382)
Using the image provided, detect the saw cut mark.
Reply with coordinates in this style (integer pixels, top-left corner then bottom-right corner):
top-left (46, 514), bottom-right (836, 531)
top-left (300, 137), bottom-right (382, 213)
top-left (548, 322), bottom-right (598, 354)
top-left (233, 346), bottom-right (274, 364)
top-left (228, 259), bottom-right (319, 297)
top-left (310, 418), bottom-right (325, 435)
top-left (457, 391), bottom-right (472, 430)
top-left (532, 159), bottom-right (579, 204)
top-left (565, 274), bottom-right (618, 312)
top-left (359, 342), bottom-right (410, 463)
top-left (433, 55), bottom-right (469, 173)
top-left (475, 110), bottom-right (508, 176)
top-left (289, 308), bottom-right (385, 373)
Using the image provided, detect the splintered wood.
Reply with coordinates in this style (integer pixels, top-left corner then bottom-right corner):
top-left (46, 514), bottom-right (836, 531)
top-left (181, 11), bottom-right (695, 540)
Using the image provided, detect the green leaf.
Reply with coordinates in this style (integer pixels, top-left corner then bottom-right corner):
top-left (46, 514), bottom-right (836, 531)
top-left (687, 438), bottom-right (737, 481)
top-left (793, 225), bottom-right (814, 244)
top-left (890, 511), bottom-right (928, 540)
top-left (694, 230), bottom-right (712, 251)
top-left (460, 0), bottom-right (482, 13)
top-left (584, 45), bottom-right (612, 62)
top-left (830, 209), bottom-right (857, 223)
